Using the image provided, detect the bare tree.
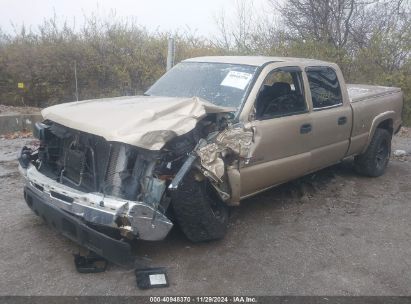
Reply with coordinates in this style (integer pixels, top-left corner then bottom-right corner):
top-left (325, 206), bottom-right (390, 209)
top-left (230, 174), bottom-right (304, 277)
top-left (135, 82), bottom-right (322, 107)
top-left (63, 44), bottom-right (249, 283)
top-left (269, 0), bottom-right (408, 50)
top-left (213, 0), bottom-right (258, 53)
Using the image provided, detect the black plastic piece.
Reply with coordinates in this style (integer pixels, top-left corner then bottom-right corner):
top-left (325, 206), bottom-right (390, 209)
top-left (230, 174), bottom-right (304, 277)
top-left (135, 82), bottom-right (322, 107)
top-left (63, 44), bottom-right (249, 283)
top-left (24, 186), bottom-right (135, 267)
top-left (74, 252), bottom-right (108, 273)
top-left (135, 267), bottom-right (169, 289)
top-left (18, 146), bottom-right (35, 169)
top-left (50, 191), bottom-right (74, 203)
top-left (33, 122), bottom-right (50, 141)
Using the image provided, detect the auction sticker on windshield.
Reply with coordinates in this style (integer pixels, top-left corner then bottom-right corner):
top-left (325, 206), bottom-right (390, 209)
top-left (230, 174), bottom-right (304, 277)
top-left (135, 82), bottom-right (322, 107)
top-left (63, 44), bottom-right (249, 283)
top-left (221, 71), bottom-right (253, 90)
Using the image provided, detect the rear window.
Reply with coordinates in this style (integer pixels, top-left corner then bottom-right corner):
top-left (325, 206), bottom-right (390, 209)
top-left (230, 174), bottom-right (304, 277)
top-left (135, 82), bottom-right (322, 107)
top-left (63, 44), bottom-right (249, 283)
top-left (306, 67), bottom-right (343, 109)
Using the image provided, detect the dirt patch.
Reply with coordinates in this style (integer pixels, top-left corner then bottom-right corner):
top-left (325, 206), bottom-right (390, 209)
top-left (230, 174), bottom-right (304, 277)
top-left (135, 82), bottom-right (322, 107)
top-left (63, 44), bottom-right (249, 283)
top-left (0, 130), bottom-right (33, 140)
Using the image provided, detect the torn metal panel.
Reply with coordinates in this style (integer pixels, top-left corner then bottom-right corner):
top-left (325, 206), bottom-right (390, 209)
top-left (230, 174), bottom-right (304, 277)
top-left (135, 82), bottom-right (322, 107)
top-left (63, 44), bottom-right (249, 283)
top-left (196, 125), bottom-right (254, 204)
top-left (197, 125), bottom-right (254, 180)
top-left (197, 143), bottom-right (226, 181)
top-left (215, 127), bottom-right (254, 158)
top-left (41, 96), bottom-right (235, 151)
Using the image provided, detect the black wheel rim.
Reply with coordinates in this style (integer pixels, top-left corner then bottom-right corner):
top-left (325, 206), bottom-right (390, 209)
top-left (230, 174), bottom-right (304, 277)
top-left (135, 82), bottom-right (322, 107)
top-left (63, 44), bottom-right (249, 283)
top-left (376, 139), bottom-right (389, 170)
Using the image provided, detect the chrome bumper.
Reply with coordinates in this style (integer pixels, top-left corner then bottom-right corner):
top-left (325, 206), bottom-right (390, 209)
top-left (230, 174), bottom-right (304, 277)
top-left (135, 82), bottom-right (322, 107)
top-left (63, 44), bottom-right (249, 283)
top-left (20, 164), bottom-right (173, 241)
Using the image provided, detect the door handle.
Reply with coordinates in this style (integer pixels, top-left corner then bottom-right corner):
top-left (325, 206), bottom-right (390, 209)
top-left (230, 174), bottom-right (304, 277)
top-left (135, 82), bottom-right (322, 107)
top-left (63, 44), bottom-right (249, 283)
top-left (338, 116), bottom-right (347, 125)
top-left (300, 123), bottom-right (312, 134)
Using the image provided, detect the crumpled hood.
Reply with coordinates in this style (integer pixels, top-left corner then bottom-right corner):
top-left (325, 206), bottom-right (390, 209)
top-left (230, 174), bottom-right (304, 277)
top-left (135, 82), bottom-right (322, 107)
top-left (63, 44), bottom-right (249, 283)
top-left (42, 96), bottom-right (234, 150)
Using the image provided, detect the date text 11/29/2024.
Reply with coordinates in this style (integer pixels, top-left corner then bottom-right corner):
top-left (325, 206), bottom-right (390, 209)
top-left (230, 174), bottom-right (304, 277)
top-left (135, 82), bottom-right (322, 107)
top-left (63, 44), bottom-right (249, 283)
top-left (149, 296), bottom-right (258, 303)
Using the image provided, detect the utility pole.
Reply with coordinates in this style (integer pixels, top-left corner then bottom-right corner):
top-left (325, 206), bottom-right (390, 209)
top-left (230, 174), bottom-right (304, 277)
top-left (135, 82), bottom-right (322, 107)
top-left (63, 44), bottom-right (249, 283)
top-left (74, 60), bottom-right (79, 101)
top-left (166, 38), bottom-right (175, 71)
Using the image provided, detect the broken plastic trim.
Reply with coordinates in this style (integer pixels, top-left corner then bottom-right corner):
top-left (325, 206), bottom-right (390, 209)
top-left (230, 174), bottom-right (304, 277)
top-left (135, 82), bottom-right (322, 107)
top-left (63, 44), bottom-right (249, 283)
top-left (74, 252), bottom-right (108, 273)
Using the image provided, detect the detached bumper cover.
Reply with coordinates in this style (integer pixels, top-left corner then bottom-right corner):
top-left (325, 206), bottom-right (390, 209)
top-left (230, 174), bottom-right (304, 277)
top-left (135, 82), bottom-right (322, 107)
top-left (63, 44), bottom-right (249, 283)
top-left (19, 164), bottom-right (173, 242)
top-left (24, 185), bottom-right (135, 267)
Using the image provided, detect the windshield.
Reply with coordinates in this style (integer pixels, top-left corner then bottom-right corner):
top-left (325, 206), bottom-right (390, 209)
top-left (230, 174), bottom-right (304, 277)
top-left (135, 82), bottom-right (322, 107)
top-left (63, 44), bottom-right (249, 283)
top-left (145, 62), bottom-right (258, 108)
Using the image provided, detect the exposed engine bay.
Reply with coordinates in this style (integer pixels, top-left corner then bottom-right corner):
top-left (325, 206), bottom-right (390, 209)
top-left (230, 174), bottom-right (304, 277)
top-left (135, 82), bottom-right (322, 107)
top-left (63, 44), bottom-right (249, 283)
top-left (20, 111), bottom-right (254, 242)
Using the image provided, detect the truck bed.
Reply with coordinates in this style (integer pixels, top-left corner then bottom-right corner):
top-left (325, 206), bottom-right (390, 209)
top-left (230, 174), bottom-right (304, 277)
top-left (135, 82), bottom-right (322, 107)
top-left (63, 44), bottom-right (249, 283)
top-left (347, 83), bottom-right (403, 157)
top-left (347, 84), bottom-right (402, 103)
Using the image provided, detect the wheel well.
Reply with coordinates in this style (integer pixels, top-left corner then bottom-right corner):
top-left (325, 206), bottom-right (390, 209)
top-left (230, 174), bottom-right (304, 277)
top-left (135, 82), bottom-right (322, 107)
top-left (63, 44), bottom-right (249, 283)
top-left (377, 119), bottom-right (393, 135)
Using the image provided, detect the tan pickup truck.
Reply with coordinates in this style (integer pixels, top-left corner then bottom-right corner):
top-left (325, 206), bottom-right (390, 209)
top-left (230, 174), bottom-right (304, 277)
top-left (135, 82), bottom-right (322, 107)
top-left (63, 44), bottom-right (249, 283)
top-left (19, 56), bottom-right (403, 266)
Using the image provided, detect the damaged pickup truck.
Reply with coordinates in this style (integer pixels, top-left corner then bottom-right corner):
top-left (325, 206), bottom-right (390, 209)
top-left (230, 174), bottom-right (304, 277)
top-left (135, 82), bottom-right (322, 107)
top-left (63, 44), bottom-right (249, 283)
top-left (19, 56), bottom-right (404, 266)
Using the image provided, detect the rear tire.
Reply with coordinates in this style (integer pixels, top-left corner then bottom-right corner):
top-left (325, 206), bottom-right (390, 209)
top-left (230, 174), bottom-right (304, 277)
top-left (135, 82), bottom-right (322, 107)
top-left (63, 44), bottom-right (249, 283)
top-left (171, 170), bottom-right (229, 242)
top-left (354, 128), bottom-right (391, 177)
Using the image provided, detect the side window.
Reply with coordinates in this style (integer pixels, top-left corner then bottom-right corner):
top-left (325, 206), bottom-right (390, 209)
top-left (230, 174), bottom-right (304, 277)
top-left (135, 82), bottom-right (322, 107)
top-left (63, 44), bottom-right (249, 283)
top-left (306, 67), bottom-right (343, 109)
top-left (255, 67), bottom-right (307, 120)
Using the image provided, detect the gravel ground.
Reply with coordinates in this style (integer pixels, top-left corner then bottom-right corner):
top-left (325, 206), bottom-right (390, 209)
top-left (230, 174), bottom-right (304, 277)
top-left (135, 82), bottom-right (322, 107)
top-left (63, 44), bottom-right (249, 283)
top-left (0, 130), bottom-right (410, 296)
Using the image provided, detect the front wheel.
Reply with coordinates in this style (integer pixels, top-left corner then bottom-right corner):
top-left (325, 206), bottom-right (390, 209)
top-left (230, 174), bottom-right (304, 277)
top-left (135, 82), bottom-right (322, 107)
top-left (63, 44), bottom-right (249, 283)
top-left (170, 170), bottom-right (229, 242)
top-left (354, 128), bottom-right (392, 177)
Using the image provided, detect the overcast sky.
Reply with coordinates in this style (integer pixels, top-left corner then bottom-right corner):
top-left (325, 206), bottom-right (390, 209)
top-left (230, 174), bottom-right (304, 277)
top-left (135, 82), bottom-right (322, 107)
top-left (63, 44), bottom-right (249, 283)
top-left (0, 0), bottom-right (271, 37)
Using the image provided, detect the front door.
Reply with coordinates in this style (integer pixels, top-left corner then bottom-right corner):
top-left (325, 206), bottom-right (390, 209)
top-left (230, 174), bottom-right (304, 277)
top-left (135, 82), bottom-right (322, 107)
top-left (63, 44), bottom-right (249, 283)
top-left (240, 67), bottom-right (313, 197)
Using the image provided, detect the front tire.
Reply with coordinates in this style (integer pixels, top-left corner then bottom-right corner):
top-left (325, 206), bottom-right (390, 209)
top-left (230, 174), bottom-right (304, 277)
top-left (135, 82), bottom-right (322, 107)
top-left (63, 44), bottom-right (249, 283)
top-left (171, 170), bottom-right (229, 242)
top-left (354, 128), bottom-right (391, 177)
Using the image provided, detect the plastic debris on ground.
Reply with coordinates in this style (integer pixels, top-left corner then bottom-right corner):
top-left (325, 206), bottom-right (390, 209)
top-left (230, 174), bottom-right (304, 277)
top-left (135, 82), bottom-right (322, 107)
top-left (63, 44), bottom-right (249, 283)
top-left (135, 267), bottom-right (169, 289)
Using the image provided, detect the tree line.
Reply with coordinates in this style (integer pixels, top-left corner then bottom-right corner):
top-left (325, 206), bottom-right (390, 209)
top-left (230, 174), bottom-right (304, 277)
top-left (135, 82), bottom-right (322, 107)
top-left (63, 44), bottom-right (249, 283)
top-left (0, 0), bottom-right (410, 124)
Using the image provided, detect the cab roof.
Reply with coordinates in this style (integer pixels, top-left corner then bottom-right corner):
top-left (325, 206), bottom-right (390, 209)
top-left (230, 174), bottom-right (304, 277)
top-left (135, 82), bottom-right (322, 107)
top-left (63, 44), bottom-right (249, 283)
top-left (184, 56), bottom-right (332, 67)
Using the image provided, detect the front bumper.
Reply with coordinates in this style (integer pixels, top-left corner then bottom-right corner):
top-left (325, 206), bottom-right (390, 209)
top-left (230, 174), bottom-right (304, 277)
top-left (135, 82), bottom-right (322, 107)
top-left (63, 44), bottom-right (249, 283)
top-left (24, 185), bottom-right (135, 267)
top-left (20, 164), bottom-right (173, 241)
top-left (20, 164), bottom-right (174, 264)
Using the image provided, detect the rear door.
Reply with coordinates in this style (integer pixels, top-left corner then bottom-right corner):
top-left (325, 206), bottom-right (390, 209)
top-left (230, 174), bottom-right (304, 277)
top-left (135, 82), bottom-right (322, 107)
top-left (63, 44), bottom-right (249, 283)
top-left (305, 66), bottom-right (352, 170)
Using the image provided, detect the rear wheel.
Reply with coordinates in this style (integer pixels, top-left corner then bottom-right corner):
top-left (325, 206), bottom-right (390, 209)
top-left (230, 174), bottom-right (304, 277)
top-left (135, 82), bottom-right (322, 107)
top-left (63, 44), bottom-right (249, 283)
top-left (354, 128), bottom-right (391, 177)
top-left (171, 170), bottom-right (229, 242)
